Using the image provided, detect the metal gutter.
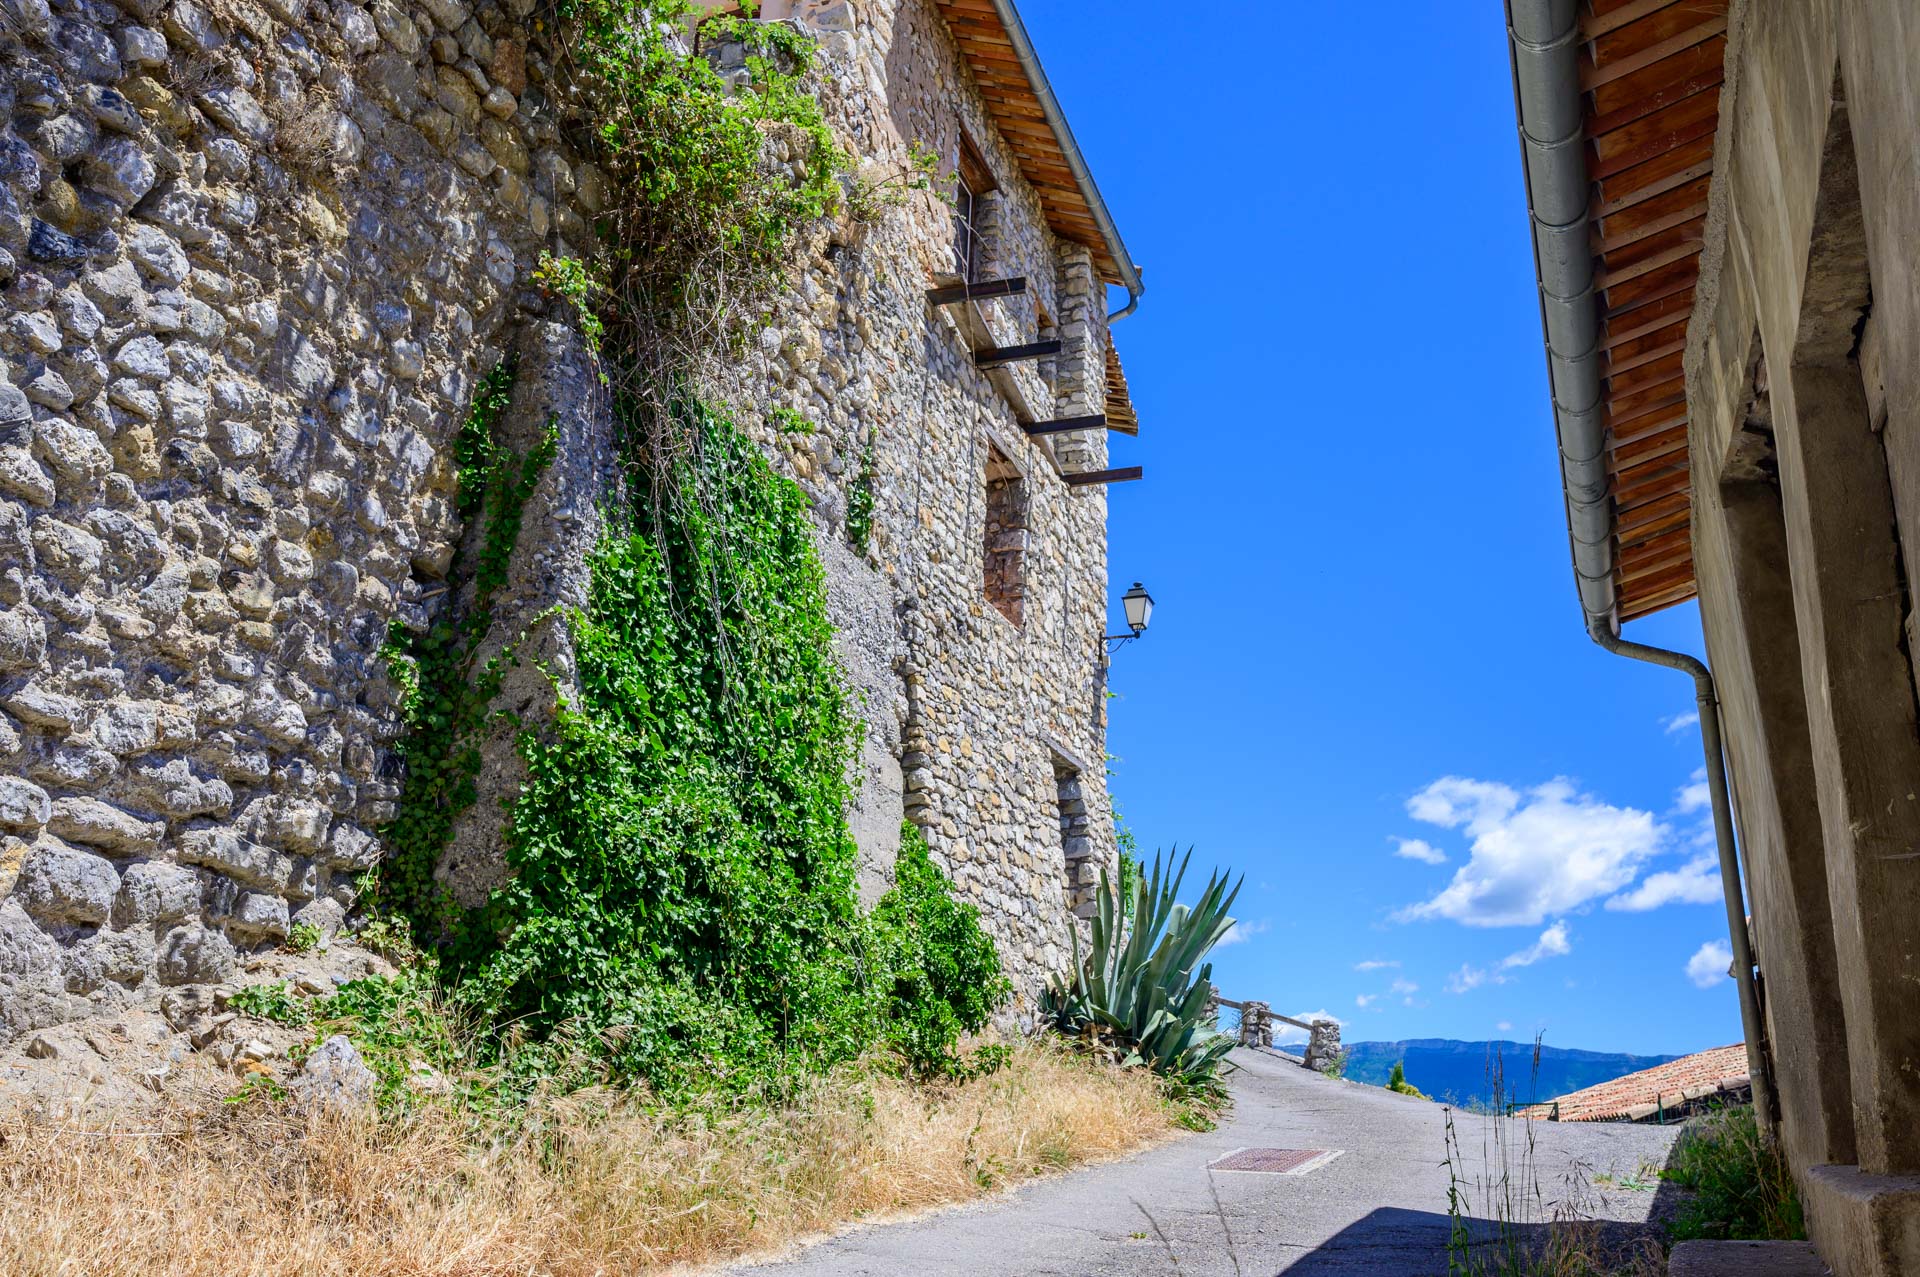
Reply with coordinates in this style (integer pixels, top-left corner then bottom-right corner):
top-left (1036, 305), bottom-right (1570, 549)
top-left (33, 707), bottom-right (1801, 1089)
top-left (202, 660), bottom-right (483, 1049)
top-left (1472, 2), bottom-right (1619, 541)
top-left (1506, 0), bottom-right (1772, 1114)
top-left (1508, 0), bottom-right (1613, 631)
top-left (985, 0), bottom-right (1145, 322)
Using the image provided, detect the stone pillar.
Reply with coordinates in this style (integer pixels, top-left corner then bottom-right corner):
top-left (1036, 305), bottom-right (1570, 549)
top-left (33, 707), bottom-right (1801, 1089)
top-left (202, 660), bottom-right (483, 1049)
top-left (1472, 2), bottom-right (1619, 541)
top-left (1776, 362), bottom-right (1920, 1176)
top-left (1305, 1019), bottom-right (1343, 1073)
top-left (1695, 431), bottom-right (1856, 1169)
top-left (1238, 1000), bottom-right (1271, 1049)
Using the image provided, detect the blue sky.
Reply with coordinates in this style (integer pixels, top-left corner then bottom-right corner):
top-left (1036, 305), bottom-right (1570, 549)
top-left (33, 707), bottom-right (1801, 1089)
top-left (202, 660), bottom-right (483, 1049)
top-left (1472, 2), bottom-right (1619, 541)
top-left (1023, 3), bottom-right (1742, 1056)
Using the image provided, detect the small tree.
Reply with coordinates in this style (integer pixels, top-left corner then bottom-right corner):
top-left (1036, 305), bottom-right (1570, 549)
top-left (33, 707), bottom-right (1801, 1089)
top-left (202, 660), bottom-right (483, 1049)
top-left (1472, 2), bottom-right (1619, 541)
top-left (1387, 1060), bottom-right (1428, 1098)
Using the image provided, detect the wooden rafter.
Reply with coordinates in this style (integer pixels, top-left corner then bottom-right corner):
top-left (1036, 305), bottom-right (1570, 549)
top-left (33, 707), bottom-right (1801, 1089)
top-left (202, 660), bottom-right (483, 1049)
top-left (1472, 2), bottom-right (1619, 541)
top-left (1103, 336), bottom-right (1140, 436)
top-left (931, 0), bottom-right (1128, 285)
top-left (1570, 0), bottom-right (1732, 618)
top-left (1065, 466), bottom-right (1142, 487)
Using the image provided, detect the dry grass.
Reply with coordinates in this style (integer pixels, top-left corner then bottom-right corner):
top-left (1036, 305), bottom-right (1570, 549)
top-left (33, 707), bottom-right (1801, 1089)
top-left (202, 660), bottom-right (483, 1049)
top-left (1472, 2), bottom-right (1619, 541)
top-left (0, 1042), bottom-right (1183, 1276)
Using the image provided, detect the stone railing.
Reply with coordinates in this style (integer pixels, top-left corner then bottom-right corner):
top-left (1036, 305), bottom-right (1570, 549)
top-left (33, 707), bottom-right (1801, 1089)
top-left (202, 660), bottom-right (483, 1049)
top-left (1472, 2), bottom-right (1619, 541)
top-left (1212, 990), bottom-right (1342, 1072)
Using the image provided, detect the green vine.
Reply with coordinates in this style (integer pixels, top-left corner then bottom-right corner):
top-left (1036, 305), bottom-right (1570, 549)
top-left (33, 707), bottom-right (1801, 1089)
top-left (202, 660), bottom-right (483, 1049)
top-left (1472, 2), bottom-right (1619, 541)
top-left (378, 360), bottom-right (556, 938)
top-left (368, 3), bottom-right (1007, 1098)
top-left (844, 433), bottom-right (877, 550)
top-left (556, 0), bottom-right (844, 327)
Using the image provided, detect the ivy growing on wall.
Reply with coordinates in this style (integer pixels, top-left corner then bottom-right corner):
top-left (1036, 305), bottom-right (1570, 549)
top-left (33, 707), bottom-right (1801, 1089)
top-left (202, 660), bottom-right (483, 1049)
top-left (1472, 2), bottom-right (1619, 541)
top-left (378, 361), bottom-right (555, 938)
top-left (371, 4), bottom-right (1010, 1094)
top-left (454, 396), bottom-right (877, 1089)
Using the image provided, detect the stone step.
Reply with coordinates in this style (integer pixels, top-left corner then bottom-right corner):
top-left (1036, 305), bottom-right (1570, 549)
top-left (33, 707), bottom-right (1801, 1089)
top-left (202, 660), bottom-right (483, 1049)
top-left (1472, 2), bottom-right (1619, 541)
top-left (1668, 1240), bottom-right (1828, 1277)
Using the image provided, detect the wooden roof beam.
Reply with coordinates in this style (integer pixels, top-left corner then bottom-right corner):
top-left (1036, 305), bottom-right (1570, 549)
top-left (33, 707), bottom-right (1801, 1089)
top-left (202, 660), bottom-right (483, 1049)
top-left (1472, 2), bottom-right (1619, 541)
top-left (1065, 466), bottom-right (1143, 487)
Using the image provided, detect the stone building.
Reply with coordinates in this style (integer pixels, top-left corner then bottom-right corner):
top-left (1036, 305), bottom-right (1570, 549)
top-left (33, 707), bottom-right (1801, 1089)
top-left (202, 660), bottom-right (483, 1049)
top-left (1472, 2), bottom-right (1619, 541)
top-left (0, 0), bottom-right (1143, 1041)
top-left (1507, 2), bottom-right (1920, 1272)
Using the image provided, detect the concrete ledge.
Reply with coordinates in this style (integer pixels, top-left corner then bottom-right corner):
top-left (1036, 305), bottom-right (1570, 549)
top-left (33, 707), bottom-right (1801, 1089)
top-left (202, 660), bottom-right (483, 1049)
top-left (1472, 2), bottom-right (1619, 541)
top-left (1668, 1240), bottom-right (1827, 1276)
top-left (1803, 1164), bottom-right (1920, 1277)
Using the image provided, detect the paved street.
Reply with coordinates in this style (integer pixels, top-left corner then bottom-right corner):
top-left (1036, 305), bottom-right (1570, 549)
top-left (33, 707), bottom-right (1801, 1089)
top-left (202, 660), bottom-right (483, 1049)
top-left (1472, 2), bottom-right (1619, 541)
top-left (731, 1047), bottom-right (1683, 1276)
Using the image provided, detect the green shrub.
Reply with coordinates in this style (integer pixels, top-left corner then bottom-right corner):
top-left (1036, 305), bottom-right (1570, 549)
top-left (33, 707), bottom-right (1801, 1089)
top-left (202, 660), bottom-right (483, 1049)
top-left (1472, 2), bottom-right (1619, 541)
top-left (1665, 1104), bottom-right (1805, 1242)
top-left (1386, 1060), bottom-right (1426, 1097)
top-left (867, 822), bottom-right (1010, 1078)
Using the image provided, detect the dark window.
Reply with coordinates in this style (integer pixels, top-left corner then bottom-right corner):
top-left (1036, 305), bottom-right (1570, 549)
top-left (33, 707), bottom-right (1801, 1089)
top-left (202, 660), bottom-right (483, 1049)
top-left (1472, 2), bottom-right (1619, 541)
top-left (953, 131), bottom-right (995, 282)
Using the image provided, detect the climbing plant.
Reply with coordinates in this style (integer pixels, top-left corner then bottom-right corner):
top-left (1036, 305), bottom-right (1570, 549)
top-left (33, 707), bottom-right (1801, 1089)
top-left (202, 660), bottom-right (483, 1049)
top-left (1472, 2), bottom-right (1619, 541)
top-left (867, 821), bottom-right (1011, 1078)
top-left (378, 360), bottom-right (555, 939)
top-left (372, 0), bottom-right (1009, 1096)
top-left (448, 395), bottom-right (874, 1089)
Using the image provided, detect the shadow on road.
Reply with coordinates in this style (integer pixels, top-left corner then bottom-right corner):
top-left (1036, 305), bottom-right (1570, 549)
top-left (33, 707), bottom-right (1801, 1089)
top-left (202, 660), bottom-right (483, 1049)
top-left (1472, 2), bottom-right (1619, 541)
top-left (1270, 1174), bottom-right (1687, 1275)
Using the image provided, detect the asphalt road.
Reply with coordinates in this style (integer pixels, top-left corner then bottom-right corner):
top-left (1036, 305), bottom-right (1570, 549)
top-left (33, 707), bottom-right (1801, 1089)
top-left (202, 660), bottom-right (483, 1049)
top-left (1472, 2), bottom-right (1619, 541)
top-left (729, 1046), bottom-right (1684, 1276)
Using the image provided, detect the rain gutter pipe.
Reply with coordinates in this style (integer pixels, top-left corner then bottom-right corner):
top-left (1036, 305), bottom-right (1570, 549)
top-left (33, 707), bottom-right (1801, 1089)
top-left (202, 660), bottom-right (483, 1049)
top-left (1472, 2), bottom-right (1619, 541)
top-left (986, 0), bottom-right (1144, 323)
top-left (1506, 1), bottom-right (1769, 1091)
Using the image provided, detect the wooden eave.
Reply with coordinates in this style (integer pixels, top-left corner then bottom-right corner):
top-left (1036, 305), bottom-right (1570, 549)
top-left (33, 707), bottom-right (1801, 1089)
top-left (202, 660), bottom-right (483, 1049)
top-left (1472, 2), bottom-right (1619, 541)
top-left (931, 0), bottom-right (1130, 286)
top-left (1578, 0), bottom-right (1728, 621)
top-left (1104, 336), bottom-right (1139, 436)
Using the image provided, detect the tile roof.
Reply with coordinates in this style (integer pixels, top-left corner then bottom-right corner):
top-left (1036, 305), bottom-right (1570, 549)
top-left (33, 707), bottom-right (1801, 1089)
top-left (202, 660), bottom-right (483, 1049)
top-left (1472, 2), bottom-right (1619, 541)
top-left (1521, 1043), bottom-right (1749, 1121)
top-left (931, 0), bottom-right (1136, 289)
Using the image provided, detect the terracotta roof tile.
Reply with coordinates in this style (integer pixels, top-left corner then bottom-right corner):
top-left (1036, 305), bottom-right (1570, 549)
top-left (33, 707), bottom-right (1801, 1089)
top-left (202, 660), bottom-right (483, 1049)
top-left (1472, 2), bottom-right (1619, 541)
top-left (1520, 1044), bottom-right (1749, 1121)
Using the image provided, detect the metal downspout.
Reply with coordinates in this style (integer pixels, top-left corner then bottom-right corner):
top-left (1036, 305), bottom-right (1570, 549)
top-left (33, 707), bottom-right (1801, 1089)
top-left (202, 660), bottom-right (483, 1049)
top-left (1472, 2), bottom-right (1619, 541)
top-left (1507, 0), bottom-right (1770, 1096)
top-left (984, 0), bottom-right (1144, 323)
top-left (1589, 622), bottom-right (1772, 1115)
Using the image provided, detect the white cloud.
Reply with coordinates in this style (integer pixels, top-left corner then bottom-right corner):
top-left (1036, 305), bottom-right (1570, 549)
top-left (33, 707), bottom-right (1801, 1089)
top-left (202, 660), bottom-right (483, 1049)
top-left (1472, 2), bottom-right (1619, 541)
top-left (1677, 768), bottom-right (1711, 814)
top-left (1608, 854), bottom-right (1723, 911)
top-left (1407, 777), bottom-right (1520, 829)
top-left (1496, 1020), bottom-right (1514, 1032)
top-left (1390, 978), bottom-right (1418, 996)
top-left (1273, 1009), bottom-right (1342, 1046)
top-left (1664, 711), bottom-right (1701, 735)
top-left (1501, 921), bottom-right (1572, 969)
top-left (1354, 959), bottom-right (1400, 972)
top-left (1397, 778), bottom-right (1664, 927)
top-left (1216, 918), bottom-right (1270, 948)
top-left (1446, 964), bottom-right (1502, 994)
top-left (1355, 994), bottom-right (1378, 1009)
top-left (1687, 940), bottom-right (1734, 989)
top-left (1393, 837), bottom-right (1448, 865)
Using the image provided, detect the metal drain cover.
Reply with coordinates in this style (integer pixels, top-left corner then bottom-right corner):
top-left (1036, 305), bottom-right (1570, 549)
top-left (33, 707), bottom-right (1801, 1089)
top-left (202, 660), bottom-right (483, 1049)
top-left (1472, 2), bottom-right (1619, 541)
top-left (1207, 1147), bottom-right (1342, 1175)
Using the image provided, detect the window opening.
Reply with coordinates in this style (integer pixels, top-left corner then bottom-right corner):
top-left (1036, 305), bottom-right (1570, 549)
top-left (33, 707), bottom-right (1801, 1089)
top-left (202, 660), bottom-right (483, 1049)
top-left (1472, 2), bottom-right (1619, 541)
top-left (953, 131), bottom-right (995, 282)
top-left (983, 441), bottom-right (1027, 626)
top-left (1053, 752), bottom-right (1093, 914)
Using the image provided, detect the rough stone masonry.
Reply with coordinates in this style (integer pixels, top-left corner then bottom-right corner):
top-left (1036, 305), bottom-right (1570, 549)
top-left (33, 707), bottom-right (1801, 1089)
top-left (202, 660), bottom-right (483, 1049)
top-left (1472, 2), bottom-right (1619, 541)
top-left (0, 0), bottom-right (1127, 1043)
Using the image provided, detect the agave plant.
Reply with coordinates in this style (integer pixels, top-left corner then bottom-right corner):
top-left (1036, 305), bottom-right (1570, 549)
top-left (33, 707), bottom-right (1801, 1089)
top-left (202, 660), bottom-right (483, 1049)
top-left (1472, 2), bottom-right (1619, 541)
top-left (1041, 848), bottom-right (1241, 1088)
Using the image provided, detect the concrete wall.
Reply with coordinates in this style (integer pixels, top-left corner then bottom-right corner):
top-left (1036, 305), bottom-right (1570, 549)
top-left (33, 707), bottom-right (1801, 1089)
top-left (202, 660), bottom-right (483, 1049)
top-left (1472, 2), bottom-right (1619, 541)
top-left (0, 0), bottom-right (1121, 1038)
top-left (1685, 2), bottom-right (1920, 1271)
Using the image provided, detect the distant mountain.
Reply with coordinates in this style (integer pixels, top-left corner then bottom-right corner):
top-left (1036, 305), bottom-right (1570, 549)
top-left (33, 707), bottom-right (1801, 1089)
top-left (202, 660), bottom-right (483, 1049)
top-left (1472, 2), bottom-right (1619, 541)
top-left (1342, 1039), bottom-right (1683, 1110)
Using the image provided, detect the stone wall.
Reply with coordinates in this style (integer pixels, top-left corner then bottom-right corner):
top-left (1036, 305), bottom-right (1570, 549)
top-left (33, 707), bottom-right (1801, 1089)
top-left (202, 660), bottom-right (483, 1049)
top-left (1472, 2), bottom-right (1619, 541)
top-left (0, 0), bottom-right (1122, 1038)
top-left (698, 0), bottom-right (1123, 1005)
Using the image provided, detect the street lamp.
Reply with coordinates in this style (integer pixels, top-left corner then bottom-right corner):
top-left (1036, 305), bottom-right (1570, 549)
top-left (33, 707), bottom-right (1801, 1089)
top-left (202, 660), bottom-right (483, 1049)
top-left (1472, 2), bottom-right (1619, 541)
top-left (1105, 582), bottom-right (1154, 652)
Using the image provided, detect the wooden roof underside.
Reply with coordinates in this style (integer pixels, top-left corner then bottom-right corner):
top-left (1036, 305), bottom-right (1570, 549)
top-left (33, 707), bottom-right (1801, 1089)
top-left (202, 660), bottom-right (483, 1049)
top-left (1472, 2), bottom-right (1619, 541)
top-left (1581, 0), bottom-right (1728, 621)
top-left (932, 0), bottom-right (1127, 286)
top-left (1104, 336), bottom-right (1139, 436)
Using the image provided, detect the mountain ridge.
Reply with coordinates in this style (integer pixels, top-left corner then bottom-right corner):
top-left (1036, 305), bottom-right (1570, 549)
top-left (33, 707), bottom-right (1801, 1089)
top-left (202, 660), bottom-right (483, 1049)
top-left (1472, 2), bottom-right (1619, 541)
top-left (1341, 1038), bottom-right (1684, 1109)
